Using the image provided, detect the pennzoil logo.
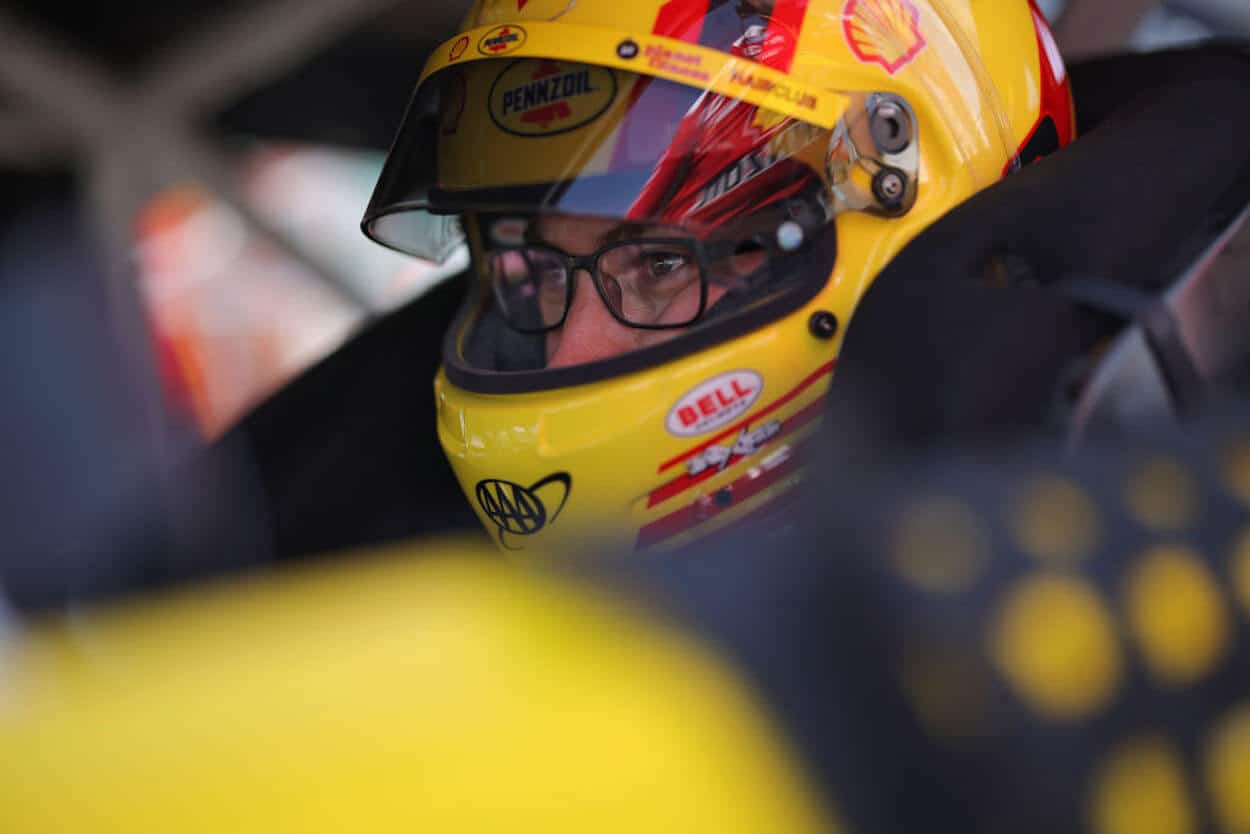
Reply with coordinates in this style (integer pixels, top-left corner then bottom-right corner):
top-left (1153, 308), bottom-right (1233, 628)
top-left (842, 0), bottom-right (927, 75)
top-left (489, 59), bottom-right (618, 137)
top-left (478, 24), bottom-right (528, 56)
top-left (475, 473), bottom-right (572, 549)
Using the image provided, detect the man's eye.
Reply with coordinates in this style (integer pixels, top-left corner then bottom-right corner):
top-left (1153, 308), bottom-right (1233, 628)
top-left (646, 252), bottom-right (692, 278)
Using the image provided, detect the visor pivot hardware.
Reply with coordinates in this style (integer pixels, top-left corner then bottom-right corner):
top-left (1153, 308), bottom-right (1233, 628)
top-left (870, 99), bottom-right (914, 155)
top-left (777, 221), bottom-right (805, 252)
top-left (872, 167), bottom-right (909, 214)
top-left (810, 311), bottom-right (840, 340)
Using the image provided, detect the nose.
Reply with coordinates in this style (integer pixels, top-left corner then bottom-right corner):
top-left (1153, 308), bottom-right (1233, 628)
top-left (547, 270), bottom-right (640, 368)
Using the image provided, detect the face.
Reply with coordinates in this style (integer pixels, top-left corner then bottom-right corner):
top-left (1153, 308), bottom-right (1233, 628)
top-left (533, 215), bottom-right (744, 369)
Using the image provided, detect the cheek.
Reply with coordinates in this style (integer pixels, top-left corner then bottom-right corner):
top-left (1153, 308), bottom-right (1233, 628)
top-left (729, 249), bottom-right (767, 277)
top-left (545, 328), bottom-right (562, 363)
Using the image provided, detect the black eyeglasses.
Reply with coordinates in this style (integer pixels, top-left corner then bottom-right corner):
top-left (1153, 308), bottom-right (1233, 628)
top-left (486, 238), bottom-right (712, 333)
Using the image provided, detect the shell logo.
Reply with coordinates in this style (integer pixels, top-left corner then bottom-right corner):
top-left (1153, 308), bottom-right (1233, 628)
top-left (842, 0), bottom-right (928, 75)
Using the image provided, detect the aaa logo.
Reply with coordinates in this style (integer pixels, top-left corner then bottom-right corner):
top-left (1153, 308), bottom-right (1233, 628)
top-left (475, 473), bottom-right (572, 549)
top-left (843, 0), bottom-right (927, 75)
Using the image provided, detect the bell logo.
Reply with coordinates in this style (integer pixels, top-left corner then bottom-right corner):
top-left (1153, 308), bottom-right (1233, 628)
top-left (843, 0), bottom-right (927, 75)
top-left (667, 371), bottom-right (764, 437)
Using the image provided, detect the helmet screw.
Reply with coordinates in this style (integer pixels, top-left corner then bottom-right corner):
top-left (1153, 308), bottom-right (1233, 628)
top-left (810, 311), bottom-right (839, 340)
top-left (714, 488), bottom-right (735, 508)
top-left (872, 167), bottom-right (908, 213)
top-left (870, 99), bottom-right (913, 155)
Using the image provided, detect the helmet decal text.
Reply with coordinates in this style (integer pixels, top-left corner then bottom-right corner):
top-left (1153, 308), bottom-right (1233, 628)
top-left (842, 0), bottom-right (927, 75)
top-left (489, 59), bottom-right (619, 137)
top-left (686, 420), bottom-right (783, 476)
top-left (475, 473), bottom-right (573, 550)
top-left (478, 24), bottom-right (529, 56)
top-left (667, 371), bottom-right (764, 437)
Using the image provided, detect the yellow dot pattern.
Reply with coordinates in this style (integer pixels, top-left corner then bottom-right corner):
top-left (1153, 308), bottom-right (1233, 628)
top-left (1225, 438), bottom-right (1250, 507)
top-left (1125, 546), bottom-right (1231, 688)
top-left (1090, 737), bottom-right (1196, 834)
top-left (1123, 457), bottom-right (1200, 532)
top-left (1010, 475), bottom-right (1102, 564)
top-left (990, 577), bottom-right (1123, 722)
top-left (1205, 704), bottom-right (1250, 834)
top-left (891, 497), bottom-right (988, 595)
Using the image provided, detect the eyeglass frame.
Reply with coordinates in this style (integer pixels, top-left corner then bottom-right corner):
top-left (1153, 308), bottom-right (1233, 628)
top-left (485, 237), bottom-right (720, 334)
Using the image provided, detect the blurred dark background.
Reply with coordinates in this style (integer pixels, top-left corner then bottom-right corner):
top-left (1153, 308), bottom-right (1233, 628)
top-left (1, 0), bottom-right (1248, 610)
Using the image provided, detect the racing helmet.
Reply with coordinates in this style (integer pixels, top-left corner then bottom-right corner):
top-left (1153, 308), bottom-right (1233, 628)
top-left (363, 0), bottom-right (1075, 555)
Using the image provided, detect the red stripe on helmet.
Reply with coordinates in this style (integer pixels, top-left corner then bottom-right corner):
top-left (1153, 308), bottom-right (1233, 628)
top-left (647, 396), bottom-right (825, 509)
top-left (1031, 2), bottom-right (1075, 145)
top-left (636, 437), bottom-right (808, 550)
top-left (1006, 2), bottom-right (1076, 174)
top-left (653, 0), bottom-right (712, 42)
top-left (761, 0), bottom-right (810, 72)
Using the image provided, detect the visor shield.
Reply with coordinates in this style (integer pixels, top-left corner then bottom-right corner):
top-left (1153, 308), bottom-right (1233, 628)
top-left (364, 57), bottom-right (856, 253)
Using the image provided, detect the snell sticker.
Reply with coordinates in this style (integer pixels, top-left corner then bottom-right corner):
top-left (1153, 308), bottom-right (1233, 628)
top-left (489, 59), bottom-right (617, 137)
top-left (478, 24), bottom-right (528, 56)
top-left (667, 371), bottom-right (764, 437)
top-left (686, 420), bottom-right (783, 477)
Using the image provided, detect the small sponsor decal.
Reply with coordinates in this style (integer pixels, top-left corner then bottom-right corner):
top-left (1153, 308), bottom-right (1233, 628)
top-left (725, 68), bottom-right (820, 112)
top-left (475, 472), bottom-right (572, 549)
top-left (686, 420), bottom-right (783, 477)
top-left (644, 44), bottom-right (711, 84)
top-left (842, 0), bottom-right (927, 75)
top-left (636, 439), bottom-right (806, 551)
top-left (650, 395), bottom-right (827, 509)
top-left (478, 24), bottom-right (528, 56)
top-left (489, 59), bottom-right (618, 137)
top-left (667, 371), bottom-right (764, 437)
top-left (449, 36), bottom-right (470, 61)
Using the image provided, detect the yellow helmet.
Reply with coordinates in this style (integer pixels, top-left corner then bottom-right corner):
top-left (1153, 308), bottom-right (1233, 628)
top-left (363, 0), bottom-right (1075, 556)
